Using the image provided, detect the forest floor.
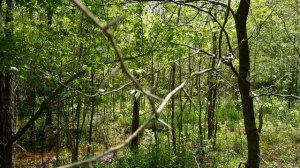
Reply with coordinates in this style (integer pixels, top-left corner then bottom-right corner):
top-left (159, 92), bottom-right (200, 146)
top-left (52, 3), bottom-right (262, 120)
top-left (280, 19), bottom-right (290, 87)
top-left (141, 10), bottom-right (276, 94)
top-left (14, 117), bottom-right (300, 168)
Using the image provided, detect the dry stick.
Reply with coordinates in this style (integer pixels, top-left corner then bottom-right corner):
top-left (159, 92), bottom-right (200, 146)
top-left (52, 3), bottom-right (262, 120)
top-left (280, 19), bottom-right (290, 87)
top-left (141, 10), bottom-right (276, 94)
top-left (58, 68), bottom-right (213, 168)
top-left (253, 93), bottom-right (300, 100)
top-left (194, 156), bottom-right (200, 168)
top-left (183, 88), bottom-right (197, 109)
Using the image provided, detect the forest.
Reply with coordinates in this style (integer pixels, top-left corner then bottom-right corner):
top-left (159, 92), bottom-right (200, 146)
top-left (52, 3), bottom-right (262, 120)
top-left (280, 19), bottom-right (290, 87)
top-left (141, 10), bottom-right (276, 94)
top-left (0, 0), bottom-right (299, 167)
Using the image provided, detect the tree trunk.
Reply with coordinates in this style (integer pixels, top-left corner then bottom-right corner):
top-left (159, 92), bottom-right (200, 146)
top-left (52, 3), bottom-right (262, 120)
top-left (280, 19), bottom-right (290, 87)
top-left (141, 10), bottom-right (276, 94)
top-left (72, 98), bottom-right (81, 162)
top-left (178, 57), bottom-right (183, 152)
top-left (235, 0), bottom-right (260, 167)
top-left (130, 91), bottom-right (140, 151)
top-left (171, 63), bottom-right (177, 153)
top-left (0, 0), bottom-right (14, 167)
top-left (207, 31), bottom-right (218, 141)
top-left (151, 54), bottom-right (159, 148)
top-left (88, 71), bottom-right (95, 156)
top-left (0, 0), bottom-right (2, 30)
top-left (0, 74), bottom-right (14, 168)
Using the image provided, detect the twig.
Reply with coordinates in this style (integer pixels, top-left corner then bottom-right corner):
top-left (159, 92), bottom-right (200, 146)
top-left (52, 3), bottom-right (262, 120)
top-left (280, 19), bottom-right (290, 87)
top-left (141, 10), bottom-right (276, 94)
top-left (171, 42), bottom-right (215, 57)
top-left (253, 93), bottom-right (300, 100)
top-left (183, 88), bottom-right (197, 109)
top-left (194, 156), bottom-right (200, 168)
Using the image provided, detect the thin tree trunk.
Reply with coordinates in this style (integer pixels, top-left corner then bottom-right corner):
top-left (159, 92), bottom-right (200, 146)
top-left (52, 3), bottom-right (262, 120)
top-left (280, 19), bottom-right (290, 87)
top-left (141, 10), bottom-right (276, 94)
top-left (171, 63), bottom-right (177, 153)
top-left (197, 46), bottom-right (204, 155)
top-left (29, 87), bottom-right (36, 150)
top-left (207, 32), bottom-right (218, 141)
top-left (72, 98), bottom-right (81, 162)
top-left (130, 91), bottom-right (140, 151)
top-left (235, 0), bottom-right (260, 167)
top-left (88, 71), bottom-right (95, 156)
top-left (56, 97), bottom-right (61, 166)
top-left (151, 50), bottom-right (159, 148)
top-left (56, 62), bottom-right (63, 165)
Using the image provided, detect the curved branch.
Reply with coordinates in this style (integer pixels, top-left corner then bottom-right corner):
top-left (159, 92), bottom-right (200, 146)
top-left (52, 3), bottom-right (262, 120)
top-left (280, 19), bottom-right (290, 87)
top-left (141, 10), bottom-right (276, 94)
top-left (72, 0), bottom-right (162, 117)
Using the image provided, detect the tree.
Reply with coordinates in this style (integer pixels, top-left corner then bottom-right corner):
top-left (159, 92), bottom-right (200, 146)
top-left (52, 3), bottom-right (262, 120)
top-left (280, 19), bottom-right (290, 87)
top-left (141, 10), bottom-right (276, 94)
top-left (0, 0), bottom-right (15, 167)
top-left (234, 0), bottom-right (260, 167)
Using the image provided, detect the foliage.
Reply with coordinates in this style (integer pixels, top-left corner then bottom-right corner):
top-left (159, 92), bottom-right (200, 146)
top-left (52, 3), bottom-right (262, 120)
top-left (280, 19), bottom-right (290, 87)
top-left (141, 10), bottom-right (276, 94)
top-left (107, 147), bottom-right (195, 168)
top-left (0, 0), bottom-right (299, 167)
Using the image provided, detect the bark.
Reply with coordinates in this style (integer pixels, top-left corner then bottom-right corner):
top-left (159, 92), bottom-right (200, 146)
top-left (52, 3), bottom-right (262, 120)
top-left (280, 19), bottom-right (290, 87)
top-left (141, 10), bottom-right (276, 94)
top-left (235, 0), bottom-right (260, 167)
top-left (72, 98), bottom-right (81, 162)
top-left (171, 63), bottom-right (177, 153)
top-left (196, 43), bottom-right (204, 155)
top-left (0, 0), bottom-right (14, 167)
top-left (0, 73), bottom-right (14, 168)
top-left (151, 53), bottom-right (159, 148)
top-left (88, 71), bottom-right (95, 156)
top-left (178, 57), bottom-right (183, 151)
top-left (0, 0), bottom-right (2, 30)
top-left (56, 97), bottom-right (61, 165)
top-left (207, 31), bottom-right (218, 141)
top-left (130, 91), bottom-right (140, 151)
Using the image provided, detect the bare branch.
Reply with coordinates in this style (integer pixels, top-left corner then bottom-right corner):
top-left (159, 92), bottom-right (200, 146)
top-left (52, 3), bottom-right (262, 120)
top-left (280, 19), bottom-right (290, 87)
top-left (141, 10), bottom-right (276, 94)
top-left (183, 88), bottom-right (197, 109)
top-left (253, 93), bottom-right (300, 100)
top-left (171, 42), bottom-right (215, 57)
top-left (72, 0), bottom-right (162, 116)
top-left (103, 16), bottom-right (126, 30)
